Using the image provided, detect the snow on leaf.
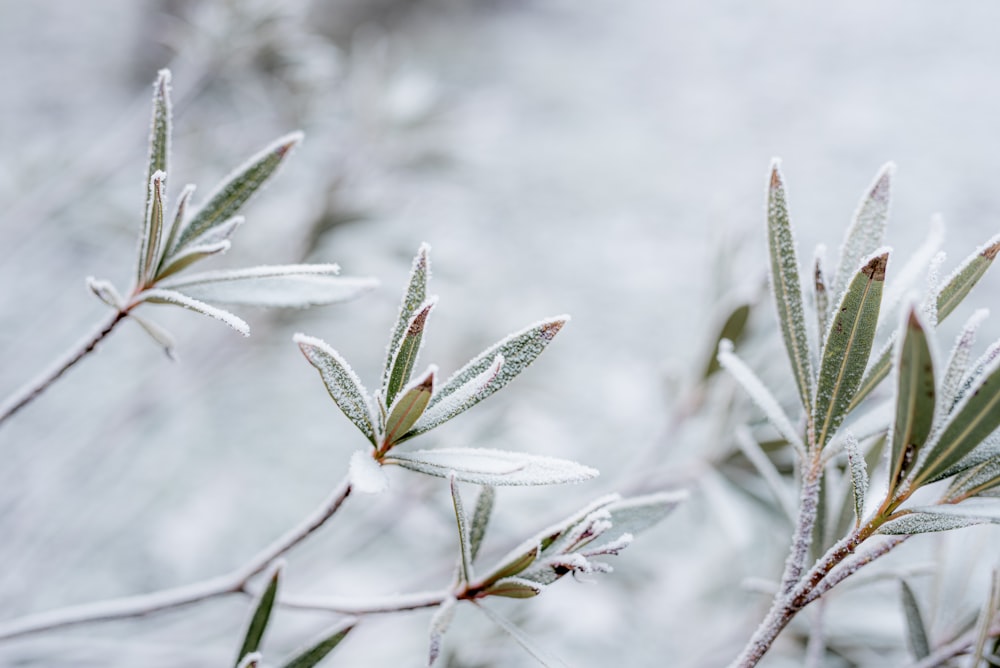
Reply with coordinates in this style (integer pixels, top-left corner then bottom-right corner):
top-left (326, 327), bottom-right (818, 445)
top-left (406, 354), bottom-right (504, 439)
top-left (469, 485), bottom-right (495, 562)
top-left (130, 313), bottom-right (177, 360)
top-left (349, 450), bottom-right (388, 494)
top-left (766, 161), bottom-right (815, 416)
top-left (925, 432), bottom-right (1000, 485)
top-left (156, 240), bottom-right (232, 281)
top-left (877, 512), bottom-right (989, 535)
top-left (900, 579), bottom-right (930, 659)
top-left (946, 455), bottom-right (1000, 501)
top-left (482, 577), bottom-right (543, 599)
top-left (279, 620), bottom-right (356, 668)
top-left (294, 333), bottom-right (377, 445)
top-left (450, 473), bottom-right (474, 584)
top-left (845, 432), bottom-right (868, 526)
top-left (157, 265), bottom-right (376, 308)
top-left (427, 598), bottom-right (456, 667)
top-left (145, 70), bottom-right (171, 200)
top-left (426, 316), bottom-right (569, 415)
top-left (939, 308), bottom-right (988, 421)
top-left (831, 163), bottom-right (893, 310)
top-left (138, 288), bottom-right (249, 336)
top-left (882, 216), bottom-right (945, 325)
top-left (385, 448), bottom-right (598, 486)
top-left (888, 307), bottom-right (935, 491)
top-left (383, 366), bottom-right (435, 448)
top-left (702, 301), bottom-right (752, 380)
top-left (814, 246), bottom-right (829, 345)
top-left (137, 171), bottom-right (166, 287)
top-left (385, 297), bottom-right (437, 407)
top-left (479, 543), bottom-right (540, 585)
top-left (236, 562), bottom-right (282, 666)
top-left (936, 233), bottom-right (1000, 322)
top-left (814, 249), bottom-right (888, 448)
top-left (383, 244), bottom-right (430, 392)
top-left (587, 490), bottom-right (687, 551)
top-left (717, 340), bottom-right (806, 456)
top-left (734, 427), bottom-right (796, 521)
top-left (172, 131), bottom-right (303, 252)
top-left (160, 183), bottom-right (196, 262)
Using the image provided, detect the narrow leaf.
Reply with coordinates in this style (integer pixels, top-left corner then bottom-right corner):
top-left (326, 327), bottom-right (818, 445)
top-left (766, 161), bottom-right (815, 415)
top-left (294, 334), bottom-right (377, 444)
top-left (936, 234), bottom-right (1000, 322)
top-left (406, 354), bottom-right (504, 439)
top-left (703, 301), bottom-right (752, 379)
top-left (479, 544), bottom-right (540, 584)
top-left (156, 240), bottom-right (232, 281)
top-left (831, 163), bottom-right (894, 307)
top-left (238, 653), bottom-right (262, 668)
top-left (845, 433), bottom-right (869, 525)
top-left (939, 308), bottom-right (989, 420)
top-left (130, 313), bottom-right (177, 360)
top-left (735, 427), bottom-right (796, 521)
top-left (138, 288), bottom-right (249, 336)
top-left (814, 247), bottom-right (829, 341)
top-left (280, 620), bottom-right (356, 668)
top-left (969, 571), bottom-right (1000, 668)
top-left (913, 355), bottom-right (1000, 486)
top-left (470, 486), bottom-right (495, 562)
top-left (160, 183), bottom-right (196, 270)
top-left (349, 450), bottom-right (388, 494)
top-left (929, 432), bottom-right (1000, 486)
top-left (158, 264), bottom-right (376, 308)
top-left (137, 171), bottom-right (166, 286)
top-left (383, 366), bottom-right (435, 448)
top-left (450, 474), bottom-right (474, 584)
top-left (587, 490), bottom-right (688, 552)
top-left (428, 598), bottom-right (456, 667)
top-left (888, 308), bottom-right (936, 491)
top-left (946, 456), bottom-right (1000, 501)
top-left (813, 250), bottom-right (888, 448)
top-left (145, 69), bottom-right (172, 203)
top-left (386, 448), bottom-right (598, 486)
top-left (900, 580), bottom-right (931, 659)
top-left (718, 340), bottom-right (806, 456)
top-left (236, 563), bottom-right (282, 665)
top-left (158, 211), bottom-right (242, 280)
top-left (385, 298), bottom-right (437, 407)
top-left (482, 577), bottom-right (543, 599)
top-left (847, 337), bottom-right (894, 414)
top-left (882, 215), bottom-right (945, 324)
top-left (383, 244), bottom-right (430, 391)
top-left (953, 339), bottom-right (1000, 415)
top-left (425, 316), bottom-right (569, 414)
top-left (173, 131), bottom-right (303, 251)
top-left (877, 511), bottom-right (990, 535)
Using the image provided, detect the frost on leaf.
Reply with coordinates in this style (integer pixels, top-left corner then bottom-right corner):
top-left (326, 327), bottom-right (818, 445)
top-left (844, 433), bottom-right (868, 525)
top-left (407, 354), bottom-right (504, 439)
top-left (939, 308), bottom-right (989, 420)
top-left (139, 288), bottom-right (250, 336)
top-left (386, 448), bottom-right (598, 486)
top-left (935, 233), bottom-right (1000, 322)
top-left (349, 450), bottom-right (388, 494)
top-left (831, 163), bottom-right (893, 307)
top-left (294, 334), bottom-right (377, 445)
top-left (887, 307), bottom-right (935, 490)
top-left (383, 366), bottom-right (435, 448)
top-left (279, 620), bottom-right (355, 668)
top-left (385, 297), bottom-right (438, 407)
top-left (383, 244), bottom-right (431, 391)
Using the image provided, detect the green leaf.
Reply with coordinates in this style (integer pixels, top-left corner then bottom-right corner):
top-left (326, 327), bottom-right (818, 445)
top-left (145, 70), bottom-right (172, 206)
top-left (137, 171), bottom-right (166, 287)
top-left (936, 234), bottom-right (1000, 322)
top-left (157, 215), bottom-right (241, 281)
top-left (847, 338), bottom-right (894, 414)
top-left (877, 511), bottom-right (990, 535)
top-left (900, 580), bottom-right (931, 659)
top-left (766, 162), bottom-right (815, 416)
top-left (160, 183), bottom-right (196, 272)
top-left (280, 620), bottom-right (356, 668)
top-left (449, 473), bottom-right (474, 584)
top-left (831, 164), bottom-right (893, 307)
top-left (295, 334), bottom-right (377, 445)
top-left (236, 564), bottom-right (281, 666)
top-left (173, 132), bottom-right (303, 252)
top-left (383, 244), bottom-right (430, 393)
top-left (814, 248), bottom-right (829, 341)
top-left (386, 448), bottom-right (598, 486)
top-left (939, 309), bottom-right (989, 419)
top-left (422, 316), bottom-right (569, 423)
top-left (946, 456), bottom-right (1000, 501)
top-left (406, 354), bottom-right (504, 439)
top-left (470, 486), bottom-right (495, 562)
top-left (702, 301), bottom-right (752, 379)
top-left (479, 544), bottom-right (540, 585)
top-left (384, 298), bottom-right (437, 407)
top-left (913, 355), bottom-right (1000, 487)
top-left (482, 577), bottom-right (543, 599)
top-left (138, 288), bottom-right (249, 336)
top-left (888, 308), bottom-right (936, 491)
top-left (845, 433), bottom-right (869, 526)
top-left (383, 366), bottom-right (435, 448)
top-left (813, 251), bottom-right (888, 448)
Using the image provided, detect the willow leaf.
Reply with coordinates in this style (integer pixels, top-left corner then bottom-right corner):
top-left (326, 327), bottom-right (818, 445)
top-left (159, 183), bottom-right (195, 267)
top-left (428, 599), bottom-right (456, 667)
top-left (145, 70), bottom-right (171, 206)
top-left (936, 234), bottom-right (1000, 322)
top-left (450, 474), bottom-right (474, 584)
top-left (847, 337), bottom-right (894, 413)
top-left (845, 433), bottom-right (869, 525)
top-left (157, 214), bottom-right (242, 280)
top-left (888, 308), bottom-right (936, 491)
top-left (939, 309), bottom-right (989, 420)
top-left (294, 334), bottom-right (377, 445)
top-left (913, 355), bottom-right (1000, 486)
top-left (406, 354), bottom-right (503, 439)
top-left (236, 564), bottom-right (281, 666)
top-left (137, 171), bottom-right (166, 286)
top-left (877, 511), bottom-right (990, 535)
top-left (173, 132), bottom-right (302, 251)
top-left (383, 366), bottom-right (435, 448)
top-left (385, 298), bottom-right (437, 407)
top-left (138, 288), bottom-right (249, 336)
top-left (900, 580), bottom-right (931, 659)
top-left (482, 578), bottom-right (543, 599)
top-left (813, 251), bottom-right (888, 448)
top-left (703, 301), bottom-right (752, 379)
top-left (831, 164), bottom-right (893, 305)
top-left (766, 162), bottom-right (814, 415)
top-left (814, 247), bottom-right (829, 341)
top-left (470, 486), bottom-right (495, 562)
top-left (383, 244), bottom-right (430, 391)
top-left (946, 457), bottom-right (1000, 501)
top-left (386, 448), bottom-right (598, 486)
top-left (280, 621), bottom-right (356, 668)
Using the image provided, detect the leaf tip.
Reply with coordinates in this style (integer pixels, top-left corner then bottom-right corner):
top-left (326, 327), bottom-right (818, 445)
top-left (982, 238), bottom-right (1000, 261)
top-left (862, 251), bottom-right (889, 282)
top-left (769, 158), bottom-right (784, 188)
top-left (539, 315), bottom-right (570, 341)
top-left (275, 131), bottom-right (305, 157)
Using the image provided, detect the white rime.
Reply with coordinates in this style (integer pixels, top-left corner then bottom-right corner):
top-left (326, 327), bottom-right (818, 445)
top-left (139, 288), bottom-right (250, 336)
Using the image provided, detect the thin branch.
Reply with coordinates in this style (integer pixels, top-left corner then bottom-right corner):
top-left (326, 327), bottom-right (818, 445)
top-left (0, 310), bottom-right (128, 426)
top-left (0, 478), bottom-right (352, 642)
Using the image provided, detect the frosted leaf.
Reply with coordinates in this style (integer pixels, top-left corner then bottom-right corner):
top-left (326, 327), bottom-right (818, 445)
top-left (900, 580), bottom-right (930, 660)
top-left (479, 543), bottom-right (540, 585)
top-left (406, 354), bottom-right (504, 439)
top-left (237, 562), bottom-right (282, 664)
top-left (946, 455), bottom-right (1000, 501)
top-left (734, 427), bottom-right (796, 521)
top-left (237, 653), bottom-right (262, 668)
top-left (427, 316), bottom-right (569, 414)
top-left (449, 473), bottom-right (474, 583)
top-left (294, 334), bottom-right (377, 445)
top-left (349, 450), bottom-right (388, 494)
top-left (813, 246), bottom-right (829, 346)
top-left (469, 485), bottom-right (495, 562)
top-left (428, 598), bottom-right (456, 667)
top-left (156, 240), bottom-right (232, 281)
top-left (953, 338), bottom-right (1000, 412)
top-left (718, 340), bottom-right (806, 455)
top-left (130, 313), bottom-right (177, 360)
top-left (586, 491), bottom-right (687, 551)
top-left (280, 620), bottom-right (356, 668)
top-left (845, 433), bottom-right (868, 524)
top-left (913, 354), bottom-right (1000, 487)
top-left (813, 249), bottom-right (889, 448)
top-left (921, 251), bottom-right (946, 328)
top-left (887, 307), bottom-right (935, 490)
top-left (702, 301), bottom-right (752, 380)
top-left (877, 512), bottom-right (988, 535)
top-left (138, 288), bottom-right (249, 336)
top-left (383, 366), bottom-right (435, 448)
top-left (482, 577), bottom-right (543, 599)
top-left (385, 297), bottom-right (437, 407)
top-left (158, 265), bottom-right (377, 307)
top-left (86, 277), bottom-right (125, 310)
top-left (832, 163), bottom-right (894, 308)
top-left (882, 216), bottom-right (945, 324)
top-left (905, 499), bottom-right (1000, 520)
top-left (144, 69), bottom-right (172, 204)
top-left (383, 244), bottom-right (430, 392)
top-left (766, 161), bottom-right (815, 415)
top-left (936, 233), bottom-right (1000, 322)
top-left (386, 448), bottom-right (598, 486)
top-left (161, 183), bottom-right (196, 262)
top-left (848, 334), bottom-right (895, 414)
top-left (172, 131), bottom-right (303, 251)
top-left (939, 308), bottom-right (989, 421)
top-left (926, 432), bottom-right (1000, 485)
top-left (136, 171), bottom-right (166, 287)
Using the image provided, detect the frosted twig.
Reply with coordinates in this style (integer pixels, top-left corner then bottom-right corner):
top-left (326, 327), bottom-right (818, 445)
top-left (0, 477), bottom-right (352, 641)
top-left (0, 310), bottom-right (128, 426)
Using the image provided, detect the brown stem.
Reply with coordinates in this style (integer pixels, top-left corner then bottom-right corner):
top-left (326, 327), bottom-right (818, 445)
top-left (0, 310), bottom-right (128, 426)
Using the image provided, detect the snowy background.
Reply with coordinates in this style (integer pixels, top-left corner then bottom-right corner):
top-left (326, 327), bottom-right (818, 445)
top-left (2, 1), bottom-right (1000, 666)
